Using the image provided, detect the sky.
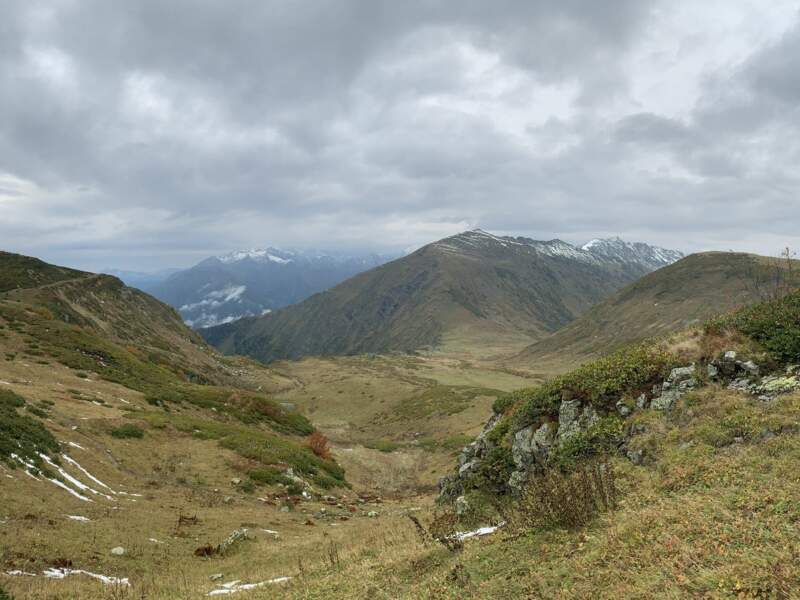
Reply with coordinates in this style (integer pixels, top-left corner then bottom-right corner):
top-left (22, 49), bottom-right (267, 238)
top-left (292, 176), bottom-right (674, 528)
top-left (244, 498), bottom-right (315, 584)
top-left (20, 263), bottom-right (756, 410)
top-left (2, 0), bottom-right (800, 271)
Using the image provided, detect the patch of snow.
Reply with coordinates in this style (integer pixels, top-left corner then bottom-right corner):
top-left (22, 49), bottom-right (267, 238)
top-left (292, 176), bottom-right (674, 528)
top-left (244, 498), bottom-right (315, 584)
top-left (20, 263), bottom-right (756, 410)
top-left (66, 515), bottom-right (91, 522)
top-left (217, 248), bottom-right (294, 265)
top-left (43, 568), bottom-right (129, 586)
top-left (67, 441), bottom-right (86, 451)
top-left (148, 538), bottom-right (164, 544)
top-left (5, 570), bottom-right (37, 577)
top-left (208, 577), bottom-right (291, 596)
top-left (60, 454), bottom-right (116, 493)
top-left (453, 522), bottom-right (505, 542)
top-left (0, 380), bottom-right (10, 385)
top-left (260, 529), bottom-right (279, 537)
top-left (40, 454), bottom-right (113, 500)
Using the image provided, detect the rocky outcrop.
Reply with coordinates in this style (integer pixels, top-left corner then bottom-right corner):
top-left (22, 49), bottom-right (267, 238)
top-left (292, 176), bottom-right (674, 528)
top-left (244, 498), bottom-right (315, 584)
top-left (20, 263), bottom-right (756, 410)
top-left (440, 351), bottom-right (798, 502)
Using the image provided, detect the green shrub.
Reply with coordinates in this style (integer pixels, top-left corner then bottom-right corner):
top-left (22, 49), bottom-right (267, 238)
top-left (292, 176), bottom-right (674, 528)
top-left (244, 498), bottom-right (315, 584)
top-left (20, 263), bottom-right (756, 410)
top-left (548, 416), bottom-right (624, 471)
top-left (708, 289), bottom-right (800, 364)
top-left (466, 446), bottom-right (515, 494)
top-left (237, 480), bottom-right (256, 494)
top-left (0, 584), bottom-right (14, 600)
top-left (110, 423), bottom-right (145, 439)
top-left (0, 390), bottom-right (59, 467)
top-left (513, 343), bottom-right (677, 431)
top-left (364, 439), bottom-right (400, 453)
top-left (248, 467), bottom-right (292, 487)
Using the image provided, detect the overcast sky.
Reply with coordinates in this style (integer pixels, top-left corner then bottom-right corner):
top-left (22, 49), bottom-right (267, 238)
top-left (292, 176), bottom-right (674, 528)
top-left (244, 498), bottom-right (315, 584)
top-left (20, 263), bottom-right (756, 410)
top-left (2, 1), bottom-right (800, 271)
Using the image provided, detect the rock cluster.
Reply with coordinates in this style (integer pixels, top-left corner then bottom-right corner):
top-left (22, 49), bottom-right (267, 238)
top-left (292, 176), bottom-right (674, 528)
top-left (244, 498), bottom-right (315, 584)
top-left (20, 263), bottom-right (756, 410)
top-left (440, 351), bottom-right (800, 501)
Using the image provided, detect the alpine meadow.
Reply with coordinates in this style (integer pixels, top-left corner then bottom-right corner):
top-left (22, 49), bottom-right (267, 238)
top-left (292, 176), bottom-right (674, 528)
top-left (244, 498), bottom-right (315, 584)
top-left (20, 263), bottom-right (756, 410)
top-left (3, 2), bottom-right (800, 599)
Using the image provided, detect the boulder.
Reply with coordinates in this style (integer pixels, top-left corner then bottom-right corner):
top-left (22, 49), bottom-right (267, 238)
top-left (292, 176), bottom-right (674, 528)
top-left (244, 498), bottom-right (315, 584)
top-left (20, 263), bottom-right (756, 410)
top-left (738, 360), bottom-right (760, 377)
top-left (557, 400), bottom-right (582, 439)
top-left (455, 495), bottom-right (470, 516)
top-left (512, 422), bottom-right (555, 469)
top-left (720, 351), bottom-right (738, 376)
top-left (110, 546), bottom-right (125, 556)
top-left (557, 401), bottom-right (598, 442)
top-left (616, 400), bottom-right (632, 417)
top-left (651, 389), bottom-right (681, 411)
top-left (707, 363), bottom-right (720, 380)
top-left (663, 366), bottom-right (696, 391)
top-left (635, 393), bottom-right (648, 410)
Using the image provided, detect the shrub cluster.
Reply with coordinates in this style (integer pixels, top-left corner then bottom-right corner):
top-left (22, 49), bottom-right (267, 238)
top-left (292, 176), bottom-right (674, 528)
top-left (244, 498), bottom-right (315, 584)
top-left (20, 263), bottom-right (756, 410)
top-left (0, 389), bottom-right (59, 468)
top-left (512, 343), bottom-right (678, 431)
top-left (110, 423), bottom-right (145, 439)
top-left (706, 289), bottom-right (800, 364)
top-left (501, 462), bottom-right (618, 531)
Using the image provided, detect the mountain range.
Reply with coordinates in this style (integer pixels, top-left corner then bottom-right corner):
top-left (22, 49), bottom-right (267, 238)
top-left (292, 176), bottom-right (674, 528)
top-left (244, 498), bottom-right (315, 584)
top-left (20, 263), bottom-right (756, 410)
top-left (201, 230), bottom-right (683, 363)
top-left (143, 248), bottom-right (396, 328)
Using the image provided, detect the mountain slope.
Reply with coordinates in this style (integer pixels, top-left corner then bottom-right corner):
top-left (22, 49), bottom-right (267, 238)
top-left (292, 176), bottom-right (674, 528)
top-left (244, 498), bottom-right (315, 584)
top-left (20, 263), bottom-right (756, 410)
top-left (202, 230), bottom-right (682, 363)
top-left (514, 251), bottom-right (800, 369)
top-left (146, 248), bottom-right (395, 328)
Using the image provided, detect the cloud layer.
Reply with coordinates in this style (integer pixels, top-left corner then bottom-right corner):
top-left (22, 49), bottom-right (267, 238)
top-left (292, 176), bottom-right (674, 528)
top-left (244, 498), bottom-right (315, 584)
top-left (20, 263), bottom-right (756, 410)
top-left (1, 0), bottom-right (800, 269)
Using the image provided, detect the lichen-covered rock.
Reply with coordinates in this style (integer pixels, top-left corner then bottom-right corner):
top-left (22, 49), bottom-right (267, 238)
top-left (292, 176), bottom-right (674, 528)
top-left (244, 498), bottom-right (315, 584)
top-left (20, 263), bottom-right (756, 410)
top-left (728, 378), bottom-right (754, 392)
top-left (557, 401), bottom-right (598, 442)
top-left (507, 469), bottom-right (528, 493)
top-left (650, 389), bottom-right (682, 411)
top-left (738, 360), bottom-right (760, 377)
top-left (707, 363), bottom-right (720, 379)
top-left (455, 495), bottom-right (470, 516)
top-left (616, 399), bottom-right (632, 417)
top-left (635, 393), bottom-right (648, 409)
top-left (512, 422), bottom-right (555, 469)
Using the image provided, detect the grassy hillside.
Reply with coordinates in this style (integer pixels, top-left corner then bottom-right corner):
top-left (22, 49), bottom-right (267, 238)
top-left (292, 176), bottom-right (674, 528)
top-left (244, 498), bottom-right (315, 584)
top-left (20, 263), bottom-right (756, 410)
top-left (0, 252), bottom-right (355, 599)
top-left (514, 252), bottom-right (800, 371)
top-left (202, 231), bottom-right (665, 363)
top-left (254, 288), bottom-right (800, 598)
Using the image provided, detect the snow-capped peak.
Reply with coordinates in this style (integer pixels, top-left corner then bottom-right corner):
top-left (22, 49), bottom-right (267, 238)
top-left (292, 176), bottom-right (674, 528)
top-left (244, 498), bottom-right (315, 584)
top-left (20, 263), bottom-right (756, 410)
top-left (580, 237), bottom-right (683, 268)
top-left (217, 248), bottom-right (294, 264)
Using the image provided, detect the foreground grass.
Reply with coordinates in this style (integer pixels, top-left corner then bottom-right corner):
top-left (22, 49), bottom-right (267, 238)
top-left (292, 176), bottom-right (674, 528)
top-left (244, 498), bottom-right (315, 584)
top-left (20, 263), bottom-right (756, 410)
top-left (271, 389), bottom-right (800, 599)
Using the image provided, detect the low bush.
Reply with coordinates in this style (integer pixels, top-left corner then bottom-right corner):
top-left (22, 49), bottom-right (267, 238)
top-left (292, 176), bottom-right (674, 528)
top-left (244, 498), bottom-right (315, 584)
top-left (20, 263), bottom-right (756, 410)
top-left (706, 289), bottom-right (800, 364)
top-left (248, 467), bottom-right (293, 487)
top-left (110, 423), bottom-right (145, 439)
top-left (306, 431), bottom-right (332, 459)
top-left (0, 390), bottom-right (59, 467)
top-left (512, 343), bottom-right (678, 432)
top-left (501, 462), bottom-right (618, 531)
top-left (0, 584), bottom-right (14, 600)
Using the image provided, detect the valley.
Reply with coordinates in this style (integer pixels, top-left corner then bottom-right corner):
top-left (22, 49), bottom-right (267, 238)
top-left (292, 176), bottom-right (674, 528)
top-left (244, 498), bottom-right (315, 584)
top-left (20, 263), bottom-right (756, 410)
top-left (2, 243), bottom-right (800, 599)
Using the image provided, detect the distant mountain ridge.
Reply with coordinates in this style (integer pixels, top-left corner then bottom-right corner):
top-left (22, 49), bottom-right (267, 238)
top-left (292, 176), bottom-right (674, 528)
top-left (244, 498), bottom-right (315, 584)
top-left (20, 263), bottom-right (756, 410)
top-left (201, 230), bottom-right (683, 363)
top-left (146, 248), bottom-right (397, 328)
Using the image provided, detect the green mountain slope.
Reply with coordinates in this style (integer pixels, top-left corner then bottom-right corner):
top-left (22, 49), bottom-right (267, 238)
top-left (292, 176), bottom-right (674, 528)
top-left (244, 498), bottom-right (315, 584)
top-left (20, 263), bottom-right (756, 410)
top-left (202, 230), bottom-right (678, 363)
top-left (514, 252), bottom-right (800, 370)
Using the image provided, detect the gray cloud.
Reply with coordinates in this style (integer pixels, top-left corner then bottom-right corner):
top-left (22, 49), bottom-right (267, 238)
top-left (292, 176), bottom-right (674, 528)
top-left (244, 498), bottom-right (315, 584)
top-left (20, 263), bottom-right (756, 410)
top-left (1, 0), bottom-right (799, 270)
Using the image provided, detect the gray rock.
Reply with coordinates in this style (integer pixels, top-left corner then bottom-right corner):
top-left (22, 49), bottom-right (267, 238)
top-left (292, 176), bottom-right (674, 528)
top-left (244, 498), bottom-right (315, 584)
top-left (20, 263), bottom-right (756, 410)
top-left (279, 402), bottom-right (297, 412)
top-left (367, 511), bottom-right (379, 518)
top-left (512, 422), bottom-right (554, 468)
top-left (707, 363), bottom-right (719, 379)
top-left (728, 378), bottom-right (753, 392)
top-left (616, 400), bottom-right (632, 417)
top-left (664, 366), bottom-right (696, 390)
top-left (218, 528), bottom-right (248, 555)
top-left (720, 351), bottom-right (738, 376)
top-left (557, 400), bottom-right (582, 439)
top-left (557, 401), bottom-right (599, 443)
top-left (635, 393), bottom-right (648, 410)
top-left (458, 460), bottom-right (479, 478)
top-left (738, 360), bottom-right (760, 377)
top-left (110, 546), bottom-right (125, 556)
top-left (651, 389), bottom-right (681, 411)
top-left (507, 470), bottom-right (528, 493)
top-left (455, 495), bottom-right (470, 516)
top-left (626, 448), bottom-right (644, 465)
